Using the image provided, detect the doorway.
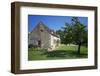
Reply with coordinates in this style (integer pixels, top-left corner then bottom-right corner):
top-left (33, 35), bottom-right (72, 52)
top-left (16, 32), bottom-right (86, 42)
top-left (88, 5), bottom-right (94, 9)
top-left (38, 40), bottom-right (41, 47)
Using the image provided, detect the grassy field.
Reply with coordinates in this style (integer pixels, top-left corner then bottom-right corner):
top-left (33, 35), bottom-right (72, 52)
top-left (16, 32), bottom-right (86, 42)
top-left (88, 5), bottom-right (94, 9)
top-left (28, 44), bottom-right (88, 61)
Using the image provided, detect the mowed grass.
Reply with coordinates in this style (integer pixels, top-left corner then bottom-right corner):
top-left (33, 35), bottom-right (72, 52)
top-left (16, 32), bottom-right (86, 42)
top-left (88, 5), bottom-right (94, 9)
top-left (28, 44), bottom-right (88, 61)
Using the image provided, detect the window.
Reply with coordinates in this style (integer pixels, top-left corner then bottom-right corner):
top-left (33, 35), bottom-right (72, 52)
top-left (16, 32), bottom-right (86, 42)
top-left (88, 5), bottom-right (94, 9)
top-left (40, 29), bottom-right (43, 32)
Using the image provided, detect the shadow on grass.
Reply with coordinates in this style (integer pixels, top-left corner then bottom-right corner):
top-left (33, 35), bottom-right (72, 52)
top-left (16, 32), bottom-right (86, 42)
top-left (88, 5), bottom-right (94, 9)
top-left (42, 50), bottom-right (87, 58)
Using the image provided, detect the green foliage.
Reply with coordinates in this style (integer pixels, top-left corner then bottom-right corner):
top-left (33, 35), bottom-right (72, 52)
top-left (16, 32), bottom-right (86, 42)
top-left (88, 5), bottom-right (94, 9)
top-left (56, 17), bottom-right (88, 54)
top-left (62, 23), bottom-right (73, 44)
top-left (28, 44), bottom-right (38, 48)
top-left (56, 29), bottom-right (65, 43)
top-left (71, 17), bottom-right (87, 45)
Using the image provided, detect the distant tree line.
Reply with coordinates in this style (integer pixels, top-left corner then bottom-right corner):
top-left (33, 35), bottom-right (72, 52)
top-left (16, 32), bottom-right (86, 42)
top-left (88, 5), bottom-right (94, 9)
top-left (56, 17), bottom-right (88, 55)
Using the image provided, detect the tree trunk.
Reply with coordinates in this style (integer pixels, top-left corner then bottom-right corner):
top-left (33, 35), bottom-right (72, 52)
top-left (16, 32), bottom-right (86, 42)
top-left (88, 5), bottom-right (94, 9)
top-left (77, 43), bottom-right (81, 55)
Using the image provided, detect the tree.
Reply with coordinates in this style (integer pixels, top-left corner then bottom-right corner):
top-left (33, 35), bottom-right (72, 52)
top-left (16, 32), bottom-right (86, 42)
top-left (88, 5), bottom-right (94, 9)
top-left (56, 29), bottom-right (65, 44)
top-left (57, 17), bottom-right (87, 55)
top-left (71, 17), bottom-right (87, 55)
top-left (62, 23), bottom-right (73, 45)
top-left (56, 23), bottom-right (73, 45)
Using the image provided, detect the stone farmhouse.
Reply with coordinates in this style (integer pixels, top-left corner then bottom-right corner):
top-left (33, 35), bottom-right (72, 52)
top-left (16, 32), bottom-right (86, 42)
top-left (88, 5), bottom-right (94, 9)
top-left (28, 22), bottom-right (60, 51)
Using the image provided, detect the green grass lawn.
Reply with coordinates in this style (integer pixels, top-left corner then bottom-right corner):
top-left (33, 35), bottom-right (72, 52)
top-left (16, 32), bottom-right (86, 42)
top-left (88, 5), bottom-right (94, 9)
top-left (28, 44), bottom-right (88, 61)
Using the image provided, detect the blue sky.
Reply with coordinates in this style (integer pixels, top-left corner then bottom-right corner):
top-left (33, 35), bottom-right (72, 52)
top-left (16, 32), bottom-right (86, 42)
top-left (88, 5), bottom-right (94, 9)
top-left (28, 15), bottom-right (88, 32)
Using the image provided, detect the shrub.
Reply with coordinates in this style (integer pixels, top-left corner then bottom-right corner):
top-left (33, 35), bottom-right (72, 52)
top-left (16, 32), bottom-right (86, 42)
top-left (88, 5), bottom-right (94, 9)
top-left (28, 44), bottom-right (38, 48)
